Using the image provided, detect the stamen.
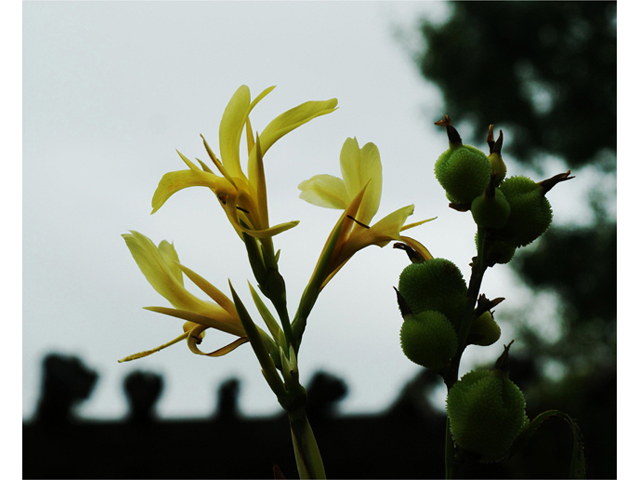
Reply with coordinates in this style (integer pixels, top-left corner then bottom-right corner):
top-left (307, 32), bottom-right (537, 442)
top-left (347, 215), bottom-right (370, 229)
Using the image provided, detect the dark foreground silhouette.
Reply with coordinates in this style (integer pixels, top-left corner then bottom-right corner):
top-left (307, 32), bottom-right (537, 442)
top-left (23, 353), bottom-right (614, 478)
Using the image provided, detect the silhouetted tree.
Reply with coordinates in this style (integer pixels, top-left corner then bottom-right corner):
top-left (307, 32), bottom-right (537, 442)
top-left (413, 2), bottom-right (616, 477)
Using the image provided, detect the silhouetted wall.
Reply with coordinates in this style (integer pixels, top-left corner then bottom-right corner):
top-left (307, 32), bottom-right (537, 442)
top-left (23, 352), bottom-right (615, 478)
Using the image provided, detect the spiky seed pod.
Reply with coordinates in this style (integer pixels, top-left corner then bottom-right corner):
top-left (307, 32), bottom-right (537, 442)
top-left (435, 145), bottom-right (492, 204)
top-left (446, 368), bottom-right (528, 462)
top-left (471, 188), bottom-right (511, 229)
top-left (398, 258), bottom-right (468, 330)
top-left (434, 117), bottom-right (492, 204)
top-left (466, 311), bottom-right (501, 346)
top-left (496, 176), bottom-right (553, 247)
top-left (400, 310), bottom-right (458, 370)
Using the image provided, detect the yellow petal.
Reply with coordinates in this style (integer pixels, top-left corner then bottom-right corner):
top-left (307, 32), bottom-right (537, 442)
top-left (336, 205), bottom-right (415, 265)
top-left (298, 174), bottom-right (349, 209)
top-left (219, 85), bottom-right (251, 180)
top-left (123, 231), bottom-right (228, 317)
top-left (157, 240), bottom-right (183, 287)
top-left (363, 204), bottom-right (415, 247)
top-left (177, 263), bottom-right (237, 317)
top-left (143, 306), bottom-right (245, 337)
top-left (187, 332), bottom-right (249, 357)
top-left (238, 219), bottom-right (300, 239)
top-left (399, 235), bottom-right (434, 262)
top-left (340, 138), bottom-right (382, 225)
top-left (151, 169), bottom-right (235, 214)
top-left (259, 98), bottom-right (338, 155)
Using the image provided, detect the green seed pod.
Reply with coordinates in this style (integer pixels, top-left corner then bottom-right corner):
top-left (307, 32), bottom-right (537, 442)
top-left (434, 117), bottom-right (492, 204)
top-left (466, 311), bottom-right (501, 346)
top-left (485, 241), bottom-right (516, 266)
top-left (446, 368), bottom-right (528, 462)
top-left (495, 176), bottom-right (553, 247)
top-left (398, 258), bottom-right (468, 330)
top-left (471, 188), bottom-right (511, 229)
top-left (400, 310), bottom-right (458, 370)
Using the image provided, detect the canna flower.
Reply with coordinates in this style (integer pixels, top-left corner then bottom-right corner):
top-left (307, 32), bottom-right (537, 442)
top-left (151, 85), bottom-right (338, 240)
top-left (119, 231), bottom-right (249, 362)
top-left (299, 137), bottom-right (434, 290)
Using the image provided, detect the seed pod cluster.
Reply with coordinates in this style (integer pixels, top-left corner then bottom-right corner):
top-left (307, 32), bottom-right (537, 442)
top-left (397, 258), bottom-right (468, 370)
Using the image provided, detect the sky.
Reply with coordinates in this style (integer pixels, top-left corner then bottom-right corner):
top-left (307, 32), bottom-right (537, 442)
top-left (19, 0), bottom-right (617, 424)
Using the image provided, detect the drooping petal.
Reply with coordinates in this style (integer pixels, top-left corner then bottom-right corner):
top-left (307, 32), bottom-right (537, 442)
top-left (258, 98), bottom-right (338, 155)
top-left (298, 174), bottom-right (349, 209)
top-left (340, 138), bottom-right (382, 225)
top-left (151, 169), bottom-right (236, 214)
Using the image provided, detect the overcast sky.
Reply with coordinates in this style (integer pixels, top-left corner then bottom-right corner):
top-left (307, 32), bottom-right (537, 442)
top-left (20, 0), bottom-right (615, 422)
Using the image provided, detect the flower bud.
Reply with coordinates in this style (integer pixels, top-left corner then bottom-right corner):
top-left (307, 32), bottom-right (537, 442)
top-left (434, 116), bottom-right (492, 204)
top-left (398, 258), bottom-right (468, 330)
top-left (400, 310), bottom-right (458, 370)
top-left (466, 311), bottom-right (501, 346)
top-left (495, 176), bottom-right (552, 247)
top-left (471, 187), bottom-right (511, 229)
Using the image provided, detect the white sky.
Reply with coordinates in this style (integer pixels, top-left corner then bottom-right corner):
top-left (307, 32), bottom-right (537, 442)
top-left (19, 0), bottom-right (617, 424)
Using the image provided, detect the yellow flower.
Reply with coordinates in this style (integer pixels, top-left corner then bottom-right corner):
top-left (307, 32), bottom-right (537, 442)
top-left (151, 85), bottom-right (338, 240)
top-left (299, 137), bottom-right (433, 290)
top-left (119, 231), bottom-right (248, 362)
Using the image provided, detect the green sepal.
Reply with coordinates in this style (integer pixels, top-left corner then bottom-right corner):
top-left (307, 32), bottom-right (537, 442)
top-left (229, 281), bottom-right (285, 398)
top-left (292, 214), bottom-right (347, 349)
top-left (248, 282), bottom-right (284, 345)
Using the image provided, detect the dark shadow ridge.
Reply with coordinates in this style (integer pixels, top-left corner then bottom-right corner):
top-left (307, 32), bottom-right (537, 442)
top-left (23, 352), bottom-right (614, 479)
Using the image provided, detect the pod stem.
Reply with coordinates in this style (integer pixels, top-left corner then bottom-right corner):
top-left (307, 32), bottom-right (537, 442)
top-left (444, 226), bottom-right (491, 479)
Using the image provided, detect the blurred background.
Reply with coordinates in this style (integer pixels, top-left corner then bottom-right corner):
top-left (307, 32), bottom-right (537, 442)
top-left (20, 1), bottom-right (616, 478)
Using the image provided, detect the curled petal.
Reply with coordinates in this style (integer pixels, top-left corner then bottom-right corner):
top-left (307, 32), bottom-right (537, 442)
top-left (298, 174), bottom-right (349, 209)
top-left (187, 331), bottom-right (250, 357)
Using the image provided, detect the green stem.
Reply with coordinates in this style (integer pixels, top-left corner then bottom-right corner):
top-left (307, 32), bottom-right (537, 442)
top-left (444, 226), bottom-right (490, 479)
top-left (288, 410), bottom-right (326, 479)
